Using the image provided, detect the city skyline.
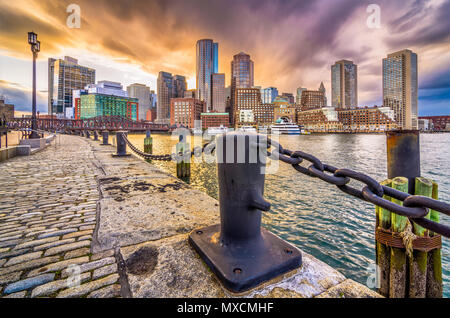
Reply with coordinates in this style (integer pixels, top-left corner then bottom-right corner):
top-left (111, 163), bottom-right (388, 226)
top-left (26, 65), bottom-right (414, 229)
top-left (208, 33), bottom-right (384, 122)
top-left (0, 0), bottom-right (449, 116)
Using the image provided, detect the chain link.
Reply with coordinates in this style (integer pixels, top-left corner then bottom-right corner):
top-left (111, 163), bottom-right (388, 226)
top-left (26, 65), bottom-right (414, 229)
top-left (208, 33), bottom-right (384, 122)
top-left (267, 137), bottom-right (450, 238)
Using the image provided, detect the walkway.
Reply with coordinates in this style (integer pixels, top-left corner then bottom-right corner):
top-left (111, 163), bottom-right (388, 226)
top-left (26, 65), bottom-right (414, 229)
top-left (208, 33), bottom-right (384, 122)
top-left (0, 134), bottom-right (381, 298)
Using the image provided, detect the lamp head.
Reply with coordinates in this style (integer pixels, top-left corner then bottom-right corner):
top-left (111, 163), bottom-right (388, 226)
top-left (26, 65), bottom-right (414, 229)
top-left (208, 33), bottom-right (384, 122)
top-left (28, 31), bottom-right (37, 45)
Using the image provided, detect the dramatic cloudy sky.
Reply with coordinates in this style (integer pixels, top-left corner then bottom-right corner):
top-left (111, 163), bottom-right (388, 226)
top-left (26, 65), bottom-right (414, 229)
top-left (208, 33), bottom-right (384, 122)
top-left (0, 0), bottom-right (449, 115)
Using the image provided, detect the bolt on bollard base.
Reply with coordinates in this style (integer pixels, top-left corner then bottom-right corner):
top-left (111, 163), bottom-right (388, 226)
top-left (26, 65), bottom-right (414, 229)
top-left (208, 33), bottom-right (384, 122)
top-left (189, 132), bottom-right (302, 293)
top-left (112, 131), bottom-right (131, 157)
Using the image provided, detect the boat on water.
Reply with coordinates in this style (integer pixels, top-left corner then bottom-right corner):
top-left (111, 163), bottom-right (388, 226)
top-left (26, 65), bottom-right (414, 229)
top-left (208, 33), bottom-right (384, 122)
top-left (191, 127), bottom-right (203, 135)
top-left (238, 125), bottom-right (257, 133)
top-left (270, 118), bottom-right (301, 135)
top-left (206, 125), bottom-right (229, 135)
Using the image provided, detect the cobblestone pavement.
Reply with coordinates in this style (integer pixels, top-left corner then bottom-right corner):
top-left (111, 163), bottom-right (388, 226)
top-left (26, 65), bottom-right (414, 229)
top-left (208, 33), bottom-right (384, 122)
top-left (0, 135), bottom-right (122, 298)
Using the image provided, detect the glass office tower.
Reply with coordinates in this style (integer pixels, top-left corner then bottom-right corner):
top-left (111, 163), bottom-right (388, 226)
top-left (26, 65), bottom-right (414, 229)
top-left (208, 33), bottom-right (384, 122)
top-left (383, 49), bottom-right (418, 129)
top-left (331, 60), bottom-right (357, 108)
top-left (48, 56), bottom-right (95, 117)
top-left (196, 39), bottom-right (219, 112)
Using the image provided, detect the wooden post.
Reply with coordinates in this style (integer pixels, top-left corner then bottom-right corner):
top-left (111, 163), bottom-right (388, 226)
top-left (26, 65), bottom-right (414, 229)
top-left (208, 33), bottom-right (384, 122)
top-left (144, 131), bottom-right (153, 162)
top-left (376, 179), bottom-right (392, 297)
top-left (409, 177), bottom-right (432, 298)
top-left (426, 180), bottom-right (443, 298)
top-left (389, 176), bottom-right (408, 298)
top-left (176, 135), bottom-right (190, 179)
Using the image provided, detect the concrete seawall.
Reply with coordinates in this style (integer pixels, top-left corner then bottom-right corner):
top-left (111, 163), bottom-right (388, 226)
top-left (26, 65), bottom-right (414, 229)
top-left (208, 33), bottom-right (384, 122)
top-left (0, 134), bottom-right (381, 298)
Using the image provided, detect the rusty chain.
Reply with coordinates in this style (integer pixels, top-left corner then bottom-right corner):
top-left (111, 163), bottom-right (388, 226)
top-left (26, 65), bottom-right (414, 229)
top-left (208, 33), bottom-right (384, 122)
top-left (122, 133), bottom-right (215, 163)
top-left (267, 138), bottom-right (450, 238)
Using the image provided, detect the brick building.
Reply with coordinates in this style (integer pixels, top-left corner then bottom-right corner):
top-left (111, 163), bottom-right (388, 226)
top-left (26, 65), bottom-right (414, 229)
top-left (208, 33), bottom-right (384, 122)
top-left (301, 90), bottom-right (326, 111)
top-left (170, 98), bottom-right (205, 129)
top-left (336, 106), bottom-right (397, 131)
top-left (200, 112), bottom-right (230, 130)
top-left (418, 115), bottom-right (450, 131)
top-left (297, 107), bottom-right (342, 132)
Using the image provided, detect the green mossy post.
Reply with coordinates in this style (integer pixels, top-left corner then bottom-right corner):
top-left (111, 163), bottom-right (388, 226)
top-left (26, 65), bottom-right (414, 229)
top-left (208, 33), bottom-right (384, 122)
top-left (144, 134), bottom-right (153, 163)
top-left (376, 179), bottom-right (392, 297)
top-left (176, 138), bottom-right (190, 179)
top-left (409, 177), bottom-right (432, 298)
top-left (389, 176), bottom-right (408, 298)
top-left (426, 181), bottom-right (443, 298)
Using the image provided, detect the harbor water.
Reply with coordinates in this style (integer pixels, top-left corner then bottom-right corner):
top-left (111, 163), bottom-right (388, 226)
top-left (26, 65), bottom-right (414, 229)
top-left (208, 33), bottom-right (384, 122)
top-left (125, 132), bottom-right (450, 296)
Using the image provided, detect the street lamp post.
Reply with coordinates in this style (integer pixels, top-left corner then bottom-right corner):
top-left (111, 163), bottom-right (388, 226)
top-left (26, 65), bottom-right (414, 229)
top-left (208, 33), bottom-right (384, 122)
top-left (28, 31), bottom-right (40, 139)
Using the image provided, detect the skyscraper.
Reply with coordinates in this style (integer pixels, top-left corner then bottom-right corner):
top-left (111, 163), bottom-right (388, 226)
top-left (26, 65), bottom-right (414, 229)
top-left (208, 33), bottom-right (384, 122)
top-left (157, 71), bottom-right (174, 123)
top-left (48, 56), bottom-right (95, 118)
top-left (230, 52), bottom-right (254, 124)
top-left (157, 72), bottom-right (186, 123)
top-left (211, 73), bottom-right (226, 113)
top-left (127, 83), bottom-right (151, 121)
top-left (383, 49), bottom-right (418, 129)
top-left (196, 39), bottom-right (218, 111)
top-left (331, 60), bottom-right (357, 108)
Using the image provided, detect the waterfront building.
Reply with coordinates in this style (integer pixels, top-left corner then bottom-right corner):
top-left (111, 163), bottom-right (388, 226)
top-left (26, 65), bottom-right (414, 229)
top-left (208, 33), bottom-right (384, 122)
top-left (383, 49), bottom-right (418, 129)
top-left (170, 98), bottom-right (205, 128)
top-left (75, 93), bottom-right (138, 121)
top-left (0, 96), bottom-right (14, 121)
top-left (127, 83), bottom-right (151, 121)
top-left (331, 60), bottom-right (358, 108)
top-left (196, 39), bottom-right (219, 111)
top-left (231, 52), bottom-right (254, 124)
top-left (234, 87), bottom-right (260, 127)
top-left (297, 107), bottom-right (342, 132)
top-left (238, 109), bottom-right (256, 126)
top-left (157, 72), bottom-right (186, 124)
top-left (261, 87), bottom-right (278, 104)
top-left (419, 115), bottom-right (450, 131)
top-left (211, 73), bottom-right (226, 113)
top-left (200, 112), bottom-right (230, 130)
top-left (301, 89), bottom-right (326, 111)
top-left (48, 56), bottom-right (95, 118)
top-left (254, 103), bottom-right (275, 125)
top-left (274, 105), bottom-right (297, 123)
top-left (336, 106), bottom-right (397, 131)
top-left (418, 118), bottom-right (430, 131)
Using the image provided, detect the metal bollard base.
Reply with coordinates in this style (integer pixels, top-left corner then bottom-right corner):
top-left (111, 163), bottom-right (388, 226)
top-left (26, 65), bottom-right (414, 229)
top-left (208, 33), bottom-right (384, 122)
top-left (100, 143), bottom-right (111, 146)
top-left (189, 224), bottom-right (302, 293)
top-left (111, 153), bottom-right (131, 157)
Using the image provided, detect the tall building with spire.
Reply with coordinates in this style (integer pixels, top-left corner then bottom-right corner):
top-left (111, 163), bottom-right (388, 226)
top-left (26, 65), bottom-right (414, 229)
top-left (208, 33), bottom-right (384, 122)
top-left (383, 49), bottom-right (418, 129)
top-left (331, 60), bottom-right (357, 108)
top-left (319, 82), bottom-right (327, 105)
top-left (196, 39), bottom-right (219, 112)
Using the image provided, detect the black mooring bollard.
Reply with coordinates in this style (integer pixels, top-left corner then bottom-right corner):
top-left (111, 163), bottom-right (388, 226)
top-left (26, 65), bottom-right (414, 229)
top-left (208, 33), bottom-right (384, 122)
top-left (101, 131), bottom-right (110, 146)
top-left (189, 131), bottom-right (302, 293)
top-left (93, 130), bottom-right (99, 141)
top-left (112, 131), bottom-right (131, 157)
top-left (386, 129), bottom-right (420, 195)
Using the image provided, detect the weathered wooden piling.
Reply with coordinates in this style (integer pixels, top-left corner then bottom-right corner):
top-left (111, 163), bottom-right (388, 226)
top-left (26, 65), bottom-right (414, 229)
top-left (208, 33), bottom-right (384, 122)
top-left (426, 181), bottom-right (443, 298)
top-left (409, 177), bottom-right (432, 298)
top-left (176, 135), bottom-right (190, 179)
top-left (389, 177), bottom-right (408, 298)
top-left (376, 179), bottom-right (392, 297)
top-left (144, 130), bottom-right (153, 161)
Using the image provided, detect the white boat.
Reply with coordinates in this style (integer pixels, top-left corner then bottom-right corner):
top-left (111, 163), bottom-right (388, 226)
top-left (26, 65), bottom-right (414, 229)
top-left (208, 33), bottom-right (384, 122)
top-left (191, 127), bottom-right (203, 135)
top-left (270, 118), bottom-right (301, 135)
top-left (206, 125), bottom-right (229, 135)
top-left (238, 125), bottom-right (257, 133)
